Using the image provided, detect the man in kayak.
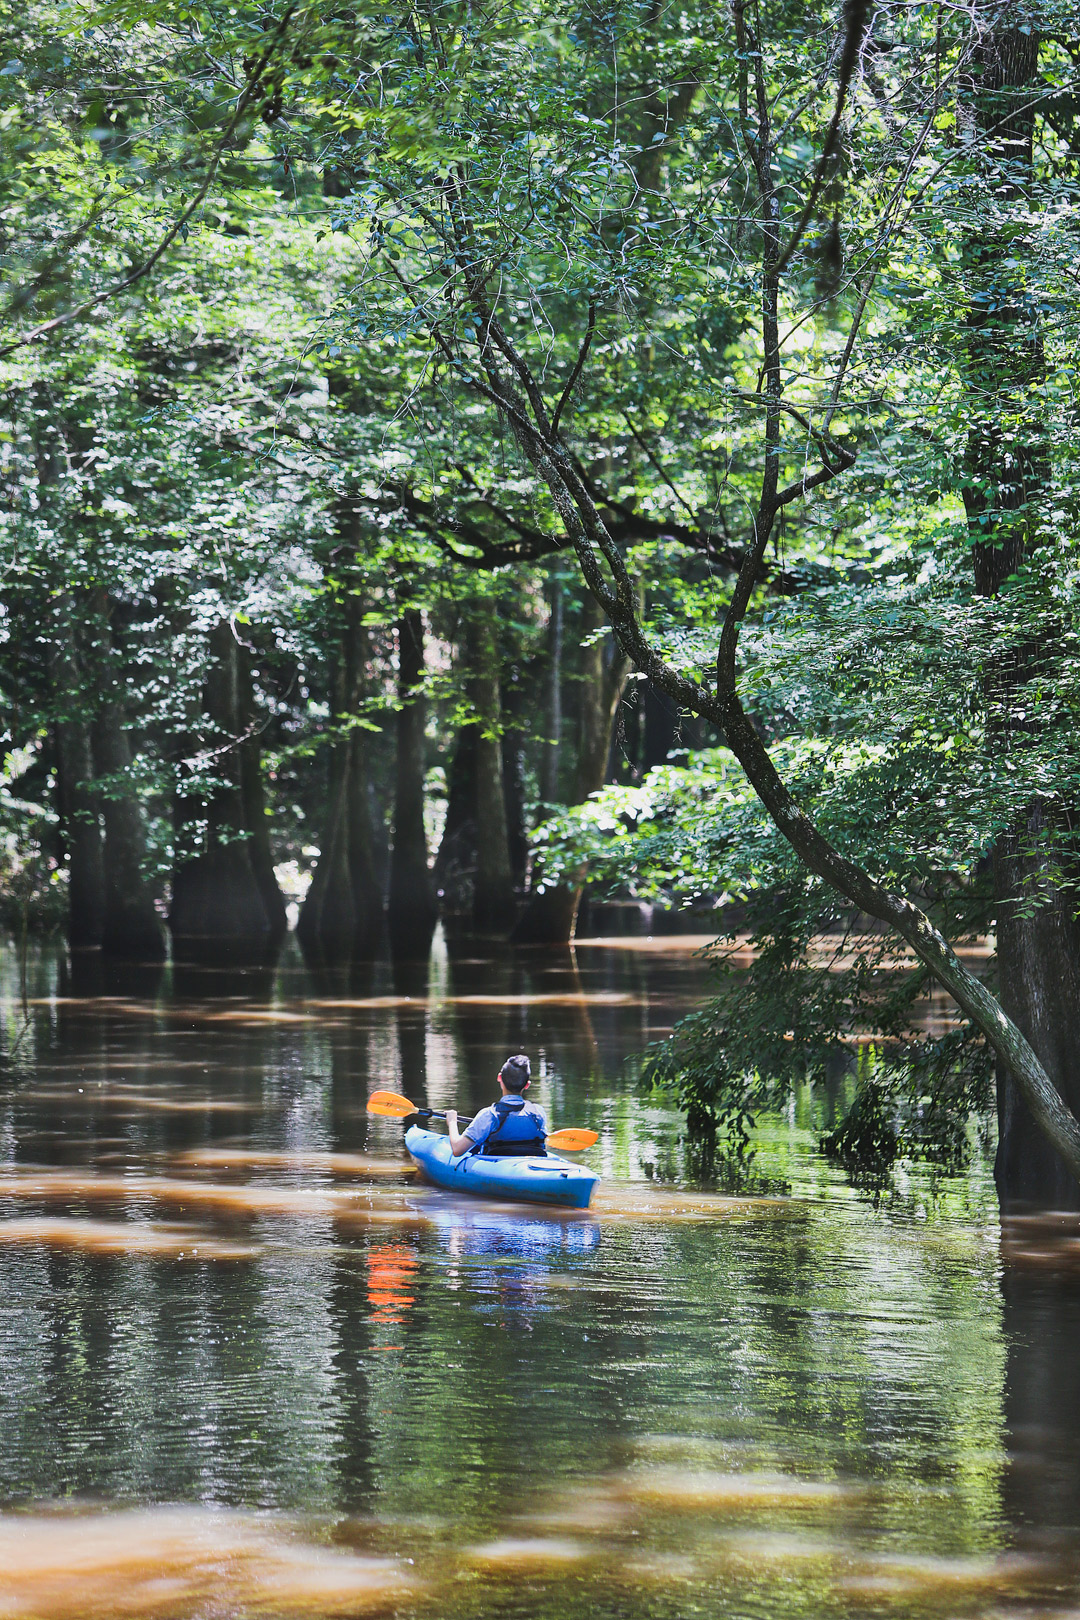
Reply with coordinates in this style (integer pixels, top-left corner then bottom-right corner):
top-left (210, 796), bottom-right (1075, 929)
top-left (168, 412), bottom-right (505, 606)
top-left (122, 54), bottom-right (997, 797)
top-left (444, 1055), bottom-right (548, 1157)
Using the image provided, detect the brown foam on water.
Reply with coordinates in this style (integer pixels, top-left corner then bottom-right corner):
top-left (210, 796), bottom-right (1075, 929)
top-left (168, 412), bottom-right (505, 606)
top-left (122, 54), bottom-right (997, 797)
top-left (0, 1170), bottom-right (423, 1224)
top-left (713, 1530), bottom-right (849, 1565)
top-left (838, 1552), bottom-right (1047, 1596)
top-left (592, 1186), bottom-right (797, 1222)
top-left (172, 1149), bottom-right (414, 1180)
top-left (21, 1091), bottom-right (256, 1115)
top-left (511, 1492), bottom-right (632, 1534)
top-left (0, 1219), bottom-right (256, 1260)
top-left (0, 1506), bottom-right (418, 1618)
top-left (618, 1469), bottom-right (851, 1509)
top-left (462, 1537), bottom-right (592, 1570)
top-left (617, 1553), bottom-right (702, 1584)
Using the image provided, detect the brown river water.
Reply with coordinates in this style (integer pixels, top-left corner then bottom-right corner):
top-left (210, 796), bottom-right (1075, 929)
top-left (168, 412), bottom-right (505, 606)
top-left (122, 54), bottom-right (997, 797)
top-left (1, 933), bottom-right (1080, 1620)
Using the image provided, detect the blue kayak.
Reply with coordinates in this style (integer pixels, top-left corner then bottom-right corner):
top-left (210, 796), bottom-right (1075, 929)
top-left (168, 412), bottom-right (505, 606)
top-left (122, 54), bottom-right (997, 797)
top-left (405, 1125), bottom-right (600, 1210)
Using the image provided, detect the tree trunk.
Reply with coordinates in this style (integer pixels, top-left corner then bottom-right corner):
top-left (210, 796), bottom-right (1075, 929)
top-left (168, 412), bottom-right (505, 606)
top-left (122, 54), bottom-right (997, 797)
top-left (298, 612), bottom-right (383, 958)
top-left (92, 701), bottom-right (166, 961)
top-left (54, 711), bottom-right (105, 951)
top-left (540, 574), bottom-right (563, 806)
top-left (387, 607), bottom-right (437, 957)
top-left (433, 723), bottom-right (478, 914)
top-left (501, 708), bottom-right (529, 890)
top-left (468, 599), bottom-right (515, 933)
top-left (346, 726), bottom-right (383, 952)
top-left (993, 810), bottom-right (1080, 1207)
top-left (957, 19), bottom-right (1078, 1207)
top-left (49, 609), bottom-right (105, 951)
top-left (643, 680), bottom-right (679, 770)
top-left (298, 747), bottom-right (355, 956)
top-left (512, 595), bottom-right (630, 944)
top-left (169, 620), bottom-right (285, 962)
top-left (239, 687), bottom-right (287, 940)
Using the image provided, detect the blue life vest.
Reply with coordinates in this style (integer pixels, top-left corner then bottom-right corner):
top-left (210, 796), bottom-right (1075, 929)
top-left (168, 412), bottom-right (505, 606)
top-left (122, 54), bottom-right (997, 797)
top-left (471, 1097), bottom-right (547, 1157)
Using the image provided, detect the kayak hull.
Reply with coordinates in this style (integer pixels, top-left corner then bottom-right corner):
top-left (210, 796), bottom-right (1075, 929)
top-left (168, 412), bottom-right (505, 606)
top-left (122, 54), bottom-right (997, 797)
top-left (405, 1126), bottom-right (599, 1210)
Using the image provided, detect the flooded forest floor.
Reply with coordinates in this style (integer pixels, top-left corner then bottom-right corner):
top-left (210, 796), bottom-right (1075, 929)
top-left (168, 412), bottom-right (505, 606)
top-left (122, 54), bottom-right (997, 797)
top-left (1, 933), bottom-right (1079, 1620)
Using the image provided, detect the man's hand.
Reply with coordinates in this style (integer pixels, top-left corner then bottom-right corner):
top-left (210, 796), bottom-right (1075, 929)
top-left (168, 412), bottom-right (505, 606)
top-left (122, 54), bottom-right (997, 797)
top-left (444, 1108), bottom-right (472, 1157)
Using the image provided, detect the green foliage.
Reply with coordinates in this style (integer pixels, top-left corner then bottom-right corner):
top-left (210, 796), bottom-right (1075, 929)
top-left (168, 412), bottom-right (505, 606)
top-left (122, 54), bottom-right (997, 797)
top-left (2, 0), bottom-right (1080, 1190)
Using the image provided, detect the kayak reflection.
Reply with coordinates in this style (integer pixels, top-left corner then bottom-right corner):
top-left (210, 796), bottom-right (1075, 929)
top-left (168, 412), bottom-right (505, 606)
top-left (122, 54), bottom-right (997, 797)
top-left (418, 1195), bottom-right (601, 1259)
top-left (420, 1197), bottom-right (601, 1328)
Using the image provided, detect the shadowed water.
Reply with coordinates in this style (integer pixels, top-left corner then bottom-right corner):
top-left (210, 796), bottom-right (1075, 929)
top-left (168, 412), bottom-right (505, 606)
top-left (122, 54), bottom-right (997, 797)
top-left (1, 934), bottom-right (1079, 1620)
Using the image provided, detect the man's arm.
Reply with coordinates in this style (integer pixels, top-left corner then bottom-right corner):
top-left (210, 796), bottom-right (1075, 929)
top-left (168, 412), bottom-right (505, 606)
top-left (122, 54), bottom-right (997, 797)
top-left (444, 1110), bottom-right (477, 1156)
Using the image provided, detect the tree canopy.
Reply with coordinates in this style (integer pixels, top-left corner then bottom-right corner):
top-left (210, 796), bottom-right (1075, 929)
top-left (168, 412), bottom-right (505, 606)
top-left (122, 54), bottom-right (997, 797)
top-left (4, 0), bottom-right (1080, 1201)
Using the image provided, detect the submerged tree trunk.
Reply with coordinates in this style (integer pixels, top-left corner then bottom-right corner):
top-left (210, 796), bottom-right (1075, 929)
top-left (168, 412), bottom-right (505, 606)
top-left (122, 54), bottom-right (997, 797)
top-left (169, 620), bottom-right (285, 962)
top-left (387, 607), bottom-right (437, 957)
top-left (513, 595), bottom-right (630, 944)
top-left (298, 608), bottom-right (383, 959)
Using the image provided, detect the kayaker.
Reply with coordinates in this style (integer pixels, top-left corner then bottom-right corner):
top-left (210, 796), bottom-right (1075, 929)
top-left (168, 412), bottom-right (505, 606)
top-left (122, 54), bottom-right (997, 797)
top-left (444, 1055), bottom-right (548, 1157)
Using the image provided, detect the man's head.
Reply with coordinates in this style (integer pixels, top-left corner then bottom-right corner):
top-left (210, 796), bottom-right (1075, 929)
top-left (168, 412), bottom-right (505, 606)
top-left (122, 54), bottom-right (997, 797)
top-left (498, 1054), bottom-right (531, 1094)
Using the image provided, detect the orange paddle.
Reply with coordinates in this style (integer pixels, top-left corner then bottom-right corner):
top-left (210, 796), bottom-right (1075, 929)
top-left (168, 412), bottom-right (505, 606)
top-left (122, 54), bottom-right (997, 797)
top-left (367, 1089), bottom-right (598, 1150)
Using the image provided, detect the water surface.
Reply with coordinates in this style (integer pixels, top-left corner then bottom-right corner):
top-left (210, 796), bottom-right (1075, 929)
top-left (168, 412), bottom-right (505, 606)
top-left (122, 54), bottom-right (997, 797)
top-left (1, 935), bottom-right (1078, 1620)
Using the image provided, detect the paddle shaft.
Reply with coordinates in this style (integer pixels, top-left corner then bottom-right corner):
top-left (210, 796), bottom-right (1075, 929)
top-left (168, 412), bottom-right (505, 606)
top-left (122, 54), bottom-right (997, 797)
top-left (366, 1091), bottom-right (597, 1149)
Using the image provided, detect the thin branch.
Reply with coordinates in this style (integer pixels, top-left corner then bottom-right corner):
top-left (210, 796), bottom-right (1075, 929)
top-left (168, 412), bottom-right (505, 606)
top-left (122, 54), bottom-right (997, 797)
top-left (620, 409), bottom-right (699, 520)
top-left (551, 301), bottom-right (596, 435)
top-left (773, 0), bottom-right (871, 275)
top-left (0, 190), bottom-right (111, 324)
top-left (0, 6), bottom-right (297, 360)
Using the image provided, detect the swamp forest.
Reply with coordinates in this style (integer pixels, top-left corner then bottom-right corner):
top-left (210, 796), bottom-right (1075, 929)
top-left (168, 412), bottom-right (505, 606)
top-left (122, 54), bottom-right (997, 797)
top-left (4, 2), bottom-right (1080, 1619)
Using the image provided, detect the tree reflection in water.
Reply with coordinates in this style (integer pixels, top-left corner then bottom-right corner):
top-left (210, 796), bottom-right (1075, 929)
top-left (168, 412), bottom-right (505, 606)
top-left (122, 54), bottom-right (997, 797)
top-left (2, 936), bottom-right (1079, 1620)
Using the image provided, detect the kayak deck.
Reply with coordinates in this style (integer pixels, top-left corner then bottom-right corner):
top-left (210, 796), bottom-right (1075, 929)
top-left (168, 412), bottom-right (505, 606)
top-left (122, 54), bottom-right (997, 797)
top-left (405, 1125), bottom-right (599, 1210)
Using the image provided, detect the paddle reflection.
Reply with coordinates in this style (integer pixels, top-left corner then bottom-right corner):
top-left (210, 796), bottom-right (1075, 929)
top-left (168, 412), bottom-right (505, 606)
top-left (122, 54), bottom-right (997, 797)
top-left (366, 1242), bottom-right (419, 1324)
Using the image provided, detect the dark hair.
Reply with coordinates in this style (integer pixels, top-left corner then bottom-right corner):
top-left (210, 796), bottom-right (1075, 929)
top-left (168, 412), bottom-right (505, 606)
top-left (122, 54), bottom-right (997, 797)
top-left (499, 1054), bottom-right (531, 1092)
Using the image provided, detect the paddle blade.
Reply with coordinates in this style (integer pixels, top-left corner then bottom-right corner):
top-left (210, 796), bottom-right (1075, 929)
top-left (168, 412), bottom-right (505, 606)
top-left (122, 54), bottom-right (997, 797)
top-left (547, 1128), bottom-right (598, 1151)
top-left (367, 1090), bottom-right (416, 1118)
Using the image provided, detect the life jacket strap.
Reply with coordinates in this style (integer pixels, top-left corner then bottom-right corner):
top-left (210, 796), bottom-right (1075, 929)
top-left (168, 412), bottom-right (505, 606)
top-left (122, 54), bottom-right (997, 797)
top-left (468, 1096), bottom-right (547, 1157)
